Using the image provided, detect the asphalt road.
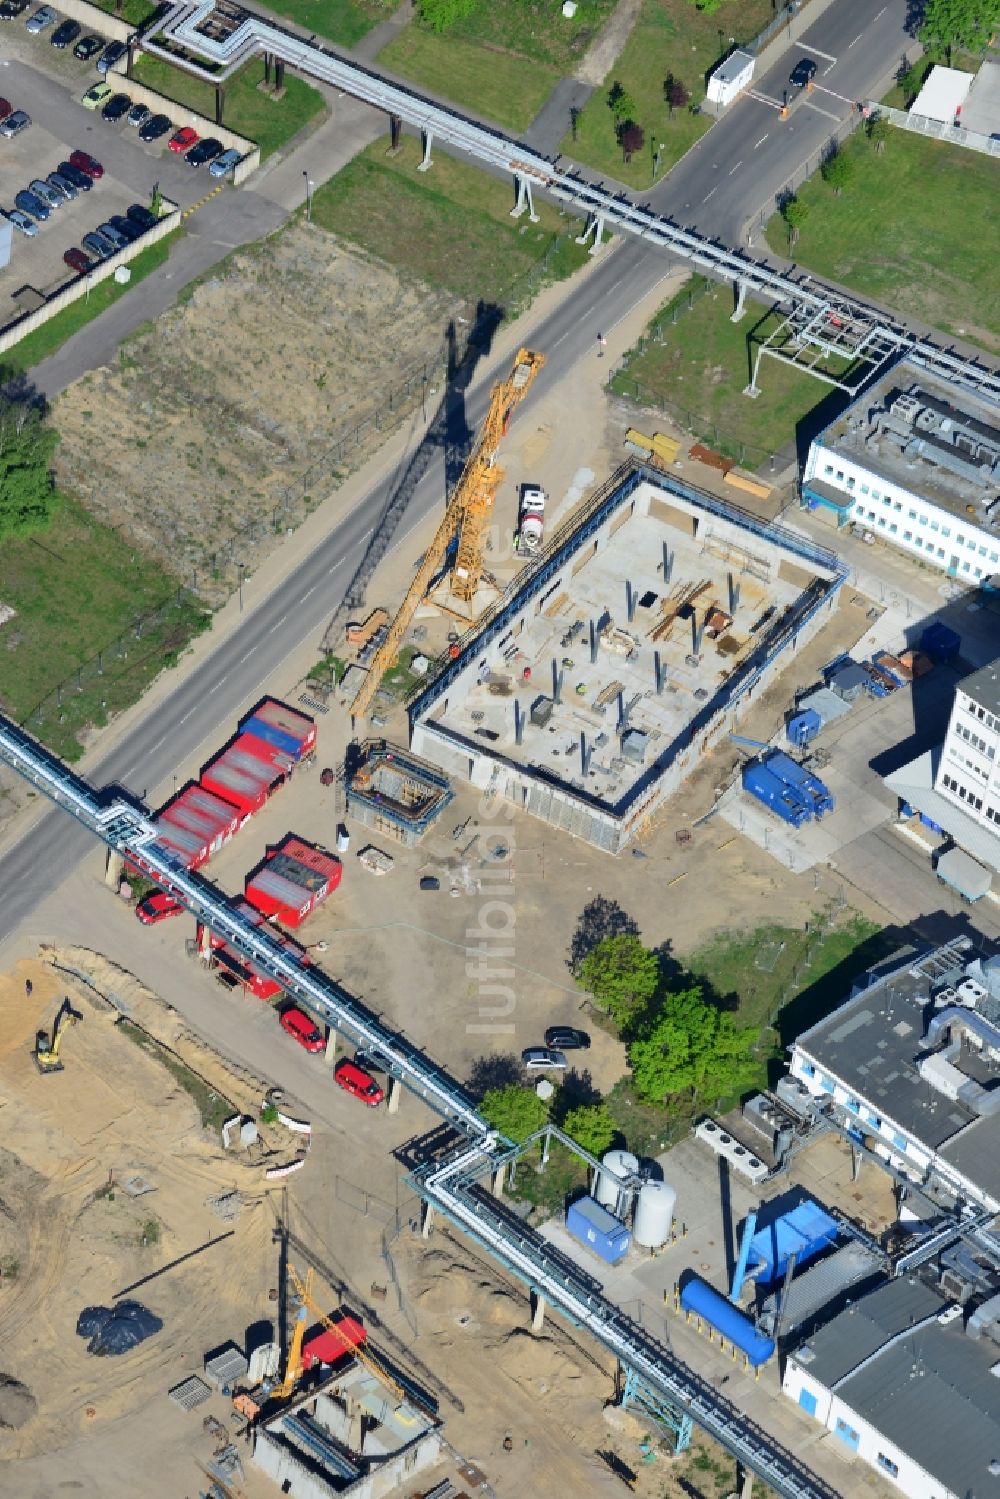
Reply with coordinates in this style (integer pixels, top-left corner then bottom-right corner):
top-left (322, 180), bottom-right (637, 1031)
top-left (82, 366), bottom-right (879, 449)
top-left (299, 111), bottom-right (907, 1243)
top-left (650, 0), bottom-right (914, 242)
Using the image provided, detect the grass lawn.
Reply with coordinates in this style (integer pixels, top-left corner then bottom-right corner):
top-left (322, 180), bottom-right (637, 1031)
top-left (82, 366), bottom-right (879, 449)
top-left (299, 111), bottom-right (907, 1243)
top-left (311, 137), bottom-right (589, 305)
top-left (0, 232), bottom-right (179, 375)
top-left (134, 55), bottom-right (326, 159)
top-left (118, 1021), bottom-right (236, 1130)
top-left (267, 0), bottom-right (396, 47)
top-left (610, 276), bottom-right (847, 465)
top-left (0, 490), bottom-right (209, 761)
top-left (379, 27), bottom-right (556, 131)
top-left (765, 129), bottom-right (1000, 355)
top-left (564, 0), bottom-right (775, 188)
top-left (89, 0), bottom-right (160, 26)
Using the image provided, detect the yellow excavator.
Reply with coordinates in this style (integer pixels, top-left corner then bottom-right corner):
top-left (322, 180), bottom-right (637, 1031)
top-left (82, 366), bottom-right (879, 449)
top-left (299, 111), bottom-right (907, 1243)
top-left (34, 997), bottom-right (83, 1074)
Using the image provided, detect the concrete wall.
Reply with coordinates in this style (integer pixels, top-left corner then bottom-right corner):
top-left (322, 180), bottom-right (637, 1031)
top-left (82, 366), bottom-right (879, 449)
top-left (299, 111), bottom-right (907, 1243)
top-left (253, 1423), bottom-right (441, 1499)
top-left (107, 57), bottom-right (262, 180)
top-left (0, 203), bottom-right (181, 356)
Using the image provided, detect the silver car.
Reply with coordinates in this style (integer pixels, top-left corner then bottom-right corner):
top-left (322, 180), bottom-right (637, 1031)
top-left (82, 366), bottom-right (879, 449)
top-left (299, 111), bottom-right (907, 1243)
top-left (4, 207), bottom-right (37, 236)
top-left (0, 110), bottom-right (30, 138)
top-left (47, 170), bottom-right (76, 201)
top-left (208, 146), bottom-right (242, 178)
top-left (521, 1047), bottom-right (568, 1071)
top-left (29, 177), bottom-right (61, 210)
top-left (25, 4), bottom-right (56, 32)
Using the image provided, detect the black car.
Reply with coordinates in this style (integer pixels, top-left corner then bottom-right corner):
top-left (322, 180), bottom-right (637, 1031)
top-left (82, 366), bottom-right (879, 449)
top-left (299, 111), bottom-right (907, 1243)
top-left (73, 33), bottom-right (102, 59)
top-left (126, 202), bottom-right (156, 230)
top-left (96, 38), bottom-right (127, 73)
top-left (419, 875), bottom-right (440, 891)
top-left (108, 213), bottom-right (142, 243)
top-left (50, 17), bottom-right (80, 46)
top-left (543, 1026), bottom-right (591, 1051)
top-left (789, 57), bottom-right (817, 89)
top-left (101, 92), bottom-right (131, 122)
top-left (0, 0), bottom-right (29, 17)
top-left (138, 112), bottom-right (171, 142)
top-left (185, 135), bottom-right (223, 167)
top-left (57, 160), bottom-right (93, 191)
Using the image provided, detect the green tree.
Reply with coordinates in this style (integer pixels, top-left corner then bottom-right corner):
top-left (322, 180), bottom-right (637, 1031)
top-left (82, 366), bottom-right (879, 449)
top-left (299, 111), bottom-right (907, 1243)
top-left (820, 147), bottom-right (853, 196)
top-left (899, 62), bottom-right (926, 106)
top-left (481, 1083), bottom-right (548, 1143)
top-left (0, 401), bottom-right (58, 541)
top-left (607, 81), bottom-right (638, 125)
top-left (628, 985), bottom-right (759, 1106)
top-left (577, 935), bottom-right (660, 1030)
top-left (560, 1100), bottom-right (617, 1157)
top-left (920, 0), bottom-right (1000, 64)
top-left (866, 113), bottom-right (890, 154)
top-left (781, 194), bottom-right (809, 248)
top-left (417, 0), bottom-right (477, 33)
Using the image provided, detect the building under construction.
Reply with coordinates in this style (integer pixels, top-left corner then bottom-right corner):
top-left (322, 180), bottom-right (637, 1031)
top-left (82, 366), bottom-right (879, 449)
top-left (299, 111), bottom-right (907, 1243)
top-left (346, 742), bottom-right (453, 847)
top-left (408, 464), bottom-right (845, 853)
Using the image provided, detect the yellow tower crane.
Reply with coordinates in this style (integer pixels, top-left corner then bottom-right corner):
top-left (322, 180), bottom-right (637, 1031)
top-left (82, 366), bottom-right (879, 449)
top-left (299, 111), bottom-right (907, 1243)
top-left (286, 1264), bottom-right (415, 1412)
top-left (349, 346), bottom-right (544, 722)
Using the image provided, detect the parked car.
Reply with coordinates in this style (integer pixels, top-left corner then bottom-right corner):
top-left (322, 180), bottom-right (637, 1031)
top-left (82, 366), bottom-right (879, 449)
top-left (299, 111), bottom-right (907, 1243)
top-left (278, 1006), bottom-right (325, 1053)
top-left (82, 228), bottom-right (115, 258)
top-left (108, 212), bottom-right (142, 242)
top-left (28, 177), bottom-right (62, 210)
top-left (334, 1057), bottom-right (384, 1107)
top-left (47, 170), bottom-right (76, 201)
top-left (15, 188), bottom-right (48, 220)
top-left (0, 0), bottom-right (29, 17)
top-left (81, 81), bottom-right (113, 110)
top-left (69, 148), bottom-right (103, 178)
top-left (168, 125), bottom-right (198, 153)
top-left (127, 102), bottom-right (150, 128)
top-left (135, 891), bottom-right (184, 924)
top-left (209, 145), bottom-right (242, 178)
top-left (96, 38), bottom-right (126, 72)
top-left (63, 246), bottom-right (92, 272)
top-left (521, 1047), bottom-right (568, 1071)
top-left (789, 57), bottom-right (817, 89)
top-left (25, 5), bottom-right (57, 34)
top-left (58, 159), bottom-right (93, 191)
top-left (73, 32), bottom-right (102, 59)
top-left (185, 135), bottom-right (223, 167)
top-left (0, 99), bottom-right (12, 123)
top-left (96, 218), bottom-right (128, 249)
top-left (0, 110), bottom-right (31, 137)
top-left (4, 207), bottom-right (37, 235)
top-left (50, 16), bottom-right (80, 46)
top-left (125, 201), bottom-right (156, 229)
top-left (101, 92), bottom-right (131, 122)
top-left (543, 1026), bottom-right (591, 1051)
top-left (139, 112), bottom-right (171, 142)
top-left (419, 875), bottom-right (440, 891)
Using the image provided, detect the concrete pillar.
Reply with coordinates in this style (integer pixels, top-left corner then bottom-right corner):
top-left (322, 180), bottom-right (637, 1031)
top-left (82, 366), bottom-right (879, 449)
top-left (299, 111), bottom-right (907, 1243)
top-left (626, 580), bottom-right (637, 622)
top-left (589, 619), bottom-right (598, 664)
top-left (552, 662), bottom-right (563, 704)
top-left (421, 1202), bottom-right (434, 1238)
top-left (263, 51), bottom-right (272, 87)
top-left (851, 1144), bottom-right (863, 1182)
top-left (654, 651), bottom-right (666, 694)
top-left (728, 572), bottom-right (741, 614)
top-left (511, 175), bottom-right (539, 222)
top-left (691, 616), bottom-right (704, 655)
top-left (215, 85), bottom-right (225, 127)
top-left (274, 58), bottom-right (285, 92)
top-left (387, 1076), bottom-right (401, 1114)
top-left (418, 130), bottom-right (433, 171)
top-left (491, 1162), bottom-right (507, 1198)
top-left (731, 278), bottom-right (748, 323)
top-left (388, 113), bottom-right (402, 153)
top-left (199, 921), bottom-right (214, 960)
top-left (104, 848), bottom-right (124, 890)
top-left (324, 1027), bottom-right (338, 1064)
top-left (530, 1291), bottom-right (546, 1332)
top-left (347, 1398), bottom-right (363, 1450)
top-left (662, 543), bottom-right (673, 581)
top-left (581, 733), bottom-right (592, 776)
top-left (574, 213), bottom-right (606, 255)
top-left (514, 701), bottom-right (524, 746)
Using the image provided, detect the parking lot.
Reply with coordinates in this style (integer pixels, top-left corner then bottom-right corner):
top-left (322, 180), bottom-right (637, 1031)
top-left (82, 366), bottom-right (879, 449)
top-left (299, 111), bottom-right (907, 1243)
top-left (0, 21), bottom-right (235, 304)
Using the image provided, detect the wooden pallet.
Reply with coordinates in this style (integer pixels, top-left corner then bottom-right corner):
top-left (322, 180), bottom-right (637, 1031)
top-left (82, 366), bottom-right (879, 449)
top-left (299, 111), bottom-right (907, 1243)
top-left (594, 678), bottom-right (625, 710)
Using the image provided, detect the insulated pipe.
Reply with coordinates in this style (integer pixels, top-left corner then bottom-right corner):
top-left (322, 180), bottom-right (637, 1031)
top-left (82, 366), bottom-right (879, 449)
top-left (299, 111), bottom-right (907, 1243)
top-left (730, 1209), bottom-right (758, 1303)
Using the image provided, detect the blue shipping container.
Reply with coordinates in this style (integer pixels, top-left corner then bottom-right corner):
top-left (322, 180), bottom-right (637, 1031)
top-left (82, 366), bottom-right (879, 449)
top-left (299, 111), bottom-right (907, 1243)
top-left (742, 764), bottom-right (811, 827)
top-left (767, 752), bottom-right (835, 817)
top-left (679, 1278), bottom-right (775, 1367)
top-left (787, 709), bottom-right (821, 748)
top-left (566, 1195), bottom-right (631, 1265)
top-left (240, 715), bottom-right (304, 761)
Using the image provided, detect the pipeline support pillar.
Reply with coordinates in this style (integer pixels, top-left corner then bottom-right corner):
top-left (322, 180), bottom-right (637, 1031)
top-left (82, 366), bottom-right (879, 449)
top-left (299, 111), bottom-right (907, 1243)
top-left (530, 1290), bottom-right (546, 1332)
top-left (387, 1076), bottom-right (401, 1114)
top-left (511, 175), bottom-right (539, 222)
top-left (418, 130), bottom-right (433, 171)
top-left (105, 849), bottom-right (124, 890)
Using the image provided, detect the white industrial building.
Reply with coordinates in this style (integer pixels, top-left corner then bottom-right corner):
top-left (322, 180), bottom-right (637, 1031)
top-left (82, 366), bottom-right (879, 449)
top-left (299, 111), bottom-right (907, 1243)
top-left (801, 359), bottom-right (1000, 583)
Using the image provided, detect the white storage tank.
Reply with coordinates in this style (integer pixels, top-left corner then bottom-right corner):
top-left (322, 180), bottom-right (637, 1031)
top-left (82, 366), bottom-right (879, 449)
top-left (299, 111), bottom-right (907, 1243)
top-left (633, 1180), bottom-right (676, 1249)
top-left (594, 1149), bottom-right (638, 1213)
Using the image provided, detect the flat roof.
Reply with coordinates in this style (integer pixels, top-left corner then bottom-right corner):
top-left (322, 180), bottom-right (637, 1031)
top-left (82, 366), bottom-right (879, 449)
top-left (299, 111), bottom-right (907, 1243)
top-left (883, 746), bottom-right (1000, 871)
top-left (817, 357), bottom-right (1000, 527)
top-left (910, 64), bottom-right (972, 121)
top-left (961, 59), bottom-right (1000, 137)
top-left (956, 658), bottom-right (1000, 718)
top-left (795, 1278), bottom-right (1000, 1499)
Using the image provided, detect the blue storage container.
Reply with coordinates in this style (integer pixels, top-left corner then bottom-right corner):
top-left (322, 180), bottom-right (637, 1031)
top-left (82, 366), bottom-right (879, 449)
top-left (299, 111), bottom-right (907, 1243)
top-left (767, 752), bottom-right (835, 818)
top-left (566, 1195), bottom-right (631, 1265)
top-left (742, 763), bottom-right (811, 827)
top-left (240, 715), bottom-right (304, 761)
top-left (787, 708), bottom-right (821, 748)
top-left (920, 621), bottom-right (960, 661)
top-left (679, 1278), bottom-right (775, 1367)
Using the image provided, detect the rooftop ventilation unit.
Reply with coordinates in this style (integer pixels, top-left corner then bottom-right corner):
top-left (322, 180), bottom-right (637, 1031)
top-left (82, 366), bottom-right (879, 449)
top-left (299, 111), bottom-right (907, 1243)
top-left (890, 392), bottom-right (922, 426)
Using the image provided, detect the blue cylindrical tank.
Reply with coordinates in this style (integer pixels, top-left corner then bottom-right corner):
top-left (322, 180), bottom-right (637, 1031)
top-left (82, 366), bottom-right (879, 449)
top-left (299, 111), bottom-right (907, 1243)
top-left (679, 1277), bottom-right (775, 1367)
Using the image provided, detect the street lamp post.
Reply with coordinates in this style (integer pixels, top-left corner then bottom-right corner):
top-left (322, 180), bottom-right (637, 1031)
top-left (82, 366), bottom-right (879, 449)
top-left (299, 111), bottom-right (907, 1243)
top-left (651, 142), bottom-right (665, 185)
top-left (238, 562), bottom-right (245, 613)
top-left (303, 172), bottom-right (315, 223)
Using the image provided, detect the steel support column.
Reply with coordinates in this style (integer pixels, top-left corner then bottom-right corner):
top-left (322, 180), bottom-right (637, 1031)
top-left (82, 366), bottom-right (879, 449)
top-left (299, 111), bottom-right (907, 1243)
top-left (511, 175), bottom-right (539, 222)
top-left (621, 1366), bottom-right (693, 1453)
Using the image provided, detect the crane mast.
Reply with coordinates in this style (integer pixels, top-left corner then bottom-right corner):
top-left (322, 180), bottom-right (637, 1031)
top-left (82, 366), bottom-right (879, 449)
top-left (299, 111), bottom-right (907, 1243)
top-left (349, 346), bottom-right (544, 721)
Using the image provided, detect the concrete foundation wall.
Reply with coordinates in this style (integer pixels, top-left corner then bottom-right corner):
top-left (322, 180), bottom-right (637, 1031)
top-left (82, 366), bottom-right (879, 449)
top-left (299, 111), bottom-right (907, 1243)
top-left (107, 57), bottom-right (262, 179)
top-left (254, 1425), bottom-right (441, 1499)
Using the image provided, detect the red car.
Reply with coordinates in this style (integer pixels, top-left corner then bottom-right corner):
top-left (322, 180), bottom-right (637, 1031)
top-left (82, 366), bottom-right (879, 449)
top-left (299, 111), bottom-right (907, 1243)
top-left (69, 149), bottom-right (104, 180)
top-left (136, 891), bottom-right (184, 924)
top-left (334, 1057), bottom-right (384, 1108)
top-left (279, 1006), bottom-right (325, 1053)
top-left (0, 100), bottom-right (12, 124)
top-left (169, 126), bottom-right (198, 154)
top-left (63, 248), bottom-right (92, 275)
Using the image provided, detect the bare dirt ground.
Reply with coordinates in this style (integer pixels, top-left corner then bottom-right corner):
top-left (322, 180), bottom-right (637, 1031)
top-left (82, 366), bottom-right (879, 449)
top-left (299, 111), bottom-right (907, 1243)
top-left (53, 226), bottom-right (460, 605)
top-left (574, 0), bottom-right (644, 85)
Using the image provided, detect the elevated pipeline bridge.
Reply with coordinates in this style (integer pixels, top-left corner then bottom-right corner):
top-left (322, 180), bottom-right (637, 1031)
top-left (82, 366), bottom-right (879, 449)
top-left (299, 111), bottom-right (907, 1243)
top-left (136, 0), bottom-right (1000, 407)
top-left (0, 711), bottom-right (838, 1499)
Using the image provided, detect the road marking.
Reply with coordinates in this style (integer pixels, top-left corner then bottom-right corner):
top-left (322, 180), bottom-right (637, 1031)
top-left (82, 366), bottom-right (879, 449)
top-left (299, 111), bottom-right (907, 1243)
top-left (847, 31), bottom-right (863, 48)
top-left (729, 160), bottom-right (743, 175)
top-left (267, 613), bottom-right (288, 636)
top-left (702, 186), bottom-right (717, 202)
top-left (178, 708), bottom-right (194, 725)
top-left (815, 83), bottom-right (855, 105)
top-left (301, 584), bottom-right (316, 601)
top-left (746, 90), bottom-right (783, 111)
top-left (795, 41), bottom-right (836, 62)
top-left (804, 100), bottom-right (842, 122)
top-left (753, 133), bottom-right (769, 149)
top-left (874, 6), bottom-right (887, 18)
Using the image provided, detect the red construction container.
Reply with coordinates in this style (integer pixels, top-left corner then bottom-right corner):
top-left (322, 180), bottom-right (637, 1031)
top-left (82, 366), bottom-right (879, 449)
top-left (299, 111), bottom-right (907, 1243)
top-left (200, 734), bottom-right (289, 817)
top-left (245, 836), bottom-right (343, 928)
top-left (154, 783), bottom-right (242, 870)
top-left (237, 732), bottom-right (297, 778)
top-left (301, 1314), bottom-right (367, 1372)
top-left (239, 697), bottom-right (317, 759)
top-left (197, 897), bottom-right (310, 1000)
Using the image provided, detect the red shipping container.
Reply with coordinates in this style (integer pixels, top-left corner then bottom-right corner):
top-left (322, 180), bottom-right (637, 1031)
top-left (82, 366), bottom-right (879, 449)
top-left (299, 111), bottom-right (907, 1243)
top-left (201, 734), bottom-right (288, 817)
top-left (238, 732), bottom-right (297, 777)
top-left (301, 1314), bottom-right (367, 1372)
top-left (245, 835), bottom-right (342, 928)
top-left (154, 783), bottom-right (241, 870)
top-left (241, 697), bottom-right (317, 755)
